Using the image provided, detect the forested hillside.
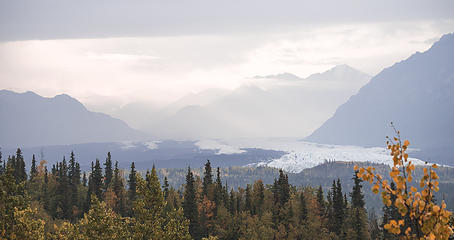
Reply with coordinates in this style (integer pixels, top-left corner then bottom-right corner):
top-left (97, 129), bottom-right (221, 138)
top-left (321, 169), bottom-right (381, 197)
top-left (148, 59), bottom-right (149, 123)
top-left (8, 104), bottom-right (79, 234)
top-left (1, 148), bottom-right (453, 239)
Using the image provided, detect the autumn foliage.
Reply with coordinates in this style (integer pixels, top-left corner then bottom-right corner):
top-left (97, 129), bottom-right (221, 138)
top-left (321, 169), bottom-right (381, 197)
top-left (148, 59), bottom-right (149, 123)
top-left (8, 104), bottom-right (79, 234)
top-left (355, 128), bottom-right (453, 239)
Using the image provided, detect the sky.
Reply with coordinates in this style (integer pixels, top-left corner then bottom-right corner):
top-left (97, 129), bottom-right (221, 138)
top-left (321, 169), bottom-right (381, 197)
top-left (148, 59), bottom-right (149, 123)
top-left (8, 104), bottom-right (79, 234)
top-left (0, 0), bottom-right (453, 112)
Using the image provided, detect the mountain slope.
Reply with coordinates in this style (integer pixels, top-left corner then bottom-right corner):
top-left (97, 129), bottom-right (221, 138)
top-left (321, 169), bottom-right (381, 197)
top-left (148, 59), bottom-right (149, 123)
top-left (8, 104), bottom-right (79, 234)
top-left (306, 33), bottom-right (454, 165)
top-left (0, 90), bottom-right (145, 148)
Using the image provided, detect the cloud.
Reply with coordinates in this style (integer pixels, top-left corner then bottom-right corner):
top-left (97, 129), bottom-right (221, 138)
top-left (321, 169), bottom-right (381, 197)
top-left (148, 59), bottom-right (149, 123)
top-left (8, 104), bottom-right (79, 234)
top-left (0, 20), bottom-right (453, 112)
top-left (0, 0), bottom-right (453, 41)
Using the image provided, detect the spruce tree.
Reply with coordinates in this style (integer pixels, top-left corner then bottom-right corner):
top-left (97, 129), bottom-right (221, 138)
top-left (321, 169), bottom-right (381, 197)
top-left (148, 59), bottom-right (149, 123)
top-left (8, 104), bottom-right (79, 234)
top-left (316, 185), bottom-right (326, 217)
top-left (113, 161), bottom-right (126, 216)
top-left (91, 159), bottom-right (103, 201)
top-left (300, 190), bottom-right (308, 222)
top-left (133, 166), bottom-right (165, 239)
top-left (56, 157), bottom-right (71, 219)
top-left (0, 148), bottom-right (3, 175)
top-left (128, 162), bottom-right (137, 216)
top-left (183, 167), bottom-right (201, 240)
top-left (277, 169), bottom-right (290, 205)
top-left (104, 152), bottom-right (113, 189)
top-left (163, 176), bottom-right (170, 200)
top-left (202, 160), bottom-right (213, 196)
top-left (350, 171), bottom-right (369, 240)
top-left (245, 184), bottom-right (252, 214)
top-left (43, 166), bottom-right (49, 210)
top-left (350, 170), bottom-right (365, 209)
top-left (331, 179), bottom-right (345, 236)
top-left (30, 154), bottom-right (37, 180)
top-left (15, 148), bottom-right (27, 183)
top-left (82, 171), bottom-right (87, 187)
top-left (68, 151), bottom-right (80, 216)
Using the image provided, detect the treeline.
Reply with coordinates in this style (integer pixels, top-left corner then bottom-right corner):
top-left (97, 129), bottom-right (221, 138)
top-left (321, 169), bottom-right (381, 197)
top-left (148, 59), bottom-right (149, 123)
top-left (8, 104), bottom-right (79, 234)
top-left (0, 148), bottom-right (445, 239)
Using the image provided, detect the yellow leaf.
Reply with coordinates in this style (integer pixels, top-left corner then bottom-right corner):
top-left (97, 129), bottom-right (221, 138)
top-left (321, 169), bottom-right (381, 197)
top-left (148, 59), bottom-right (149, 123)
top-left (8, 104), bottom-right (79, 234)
top-left (404, 140), bottom-right (410, 147)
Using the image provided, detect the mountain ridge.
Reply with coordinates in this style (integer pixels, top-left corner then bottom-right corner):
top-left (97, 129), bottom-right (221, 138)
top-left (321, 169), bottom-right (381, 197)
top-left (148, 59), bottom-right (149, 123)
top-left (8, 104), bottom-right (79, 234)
top-left (0, 90), bottom-right (146, 148)
top-left (305, 33), bottom-right (454, 165)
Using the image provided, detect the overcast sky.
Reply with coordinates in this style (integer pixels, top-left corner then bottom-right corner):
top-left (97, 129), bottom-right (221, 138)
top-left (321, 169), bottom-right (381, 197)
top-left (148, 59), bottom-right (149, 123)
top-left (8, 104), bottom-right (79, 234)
top-left (0, 0), bottom-right (453, 111)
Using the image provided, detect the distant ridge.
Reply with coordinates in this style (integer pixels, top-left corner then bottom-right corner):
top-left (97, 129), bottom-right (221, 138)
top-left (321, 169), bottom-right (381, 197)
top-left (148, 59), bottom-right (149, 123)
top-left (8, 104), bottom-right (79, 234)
top-left (306, 33), bottom-right (454, 165)
top-left (0, 90), bottom-right (146, 148)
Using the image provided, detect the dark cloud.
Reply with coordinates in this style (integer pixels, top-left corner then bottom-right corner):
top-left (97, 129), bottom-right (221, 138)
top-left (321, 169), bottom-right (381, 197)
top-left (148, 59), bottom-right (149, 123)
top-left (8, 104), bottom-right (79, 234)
top-left (1, 0), bottom-right (453, 41)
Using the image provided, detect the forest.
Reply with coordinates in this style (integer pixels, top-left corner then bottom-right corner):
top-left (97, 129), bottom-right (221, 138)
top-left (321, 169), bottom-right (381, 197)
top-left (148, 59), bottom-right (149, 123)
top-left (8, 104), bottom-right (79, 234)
top-left (0, 146), bottom-right (452, 239)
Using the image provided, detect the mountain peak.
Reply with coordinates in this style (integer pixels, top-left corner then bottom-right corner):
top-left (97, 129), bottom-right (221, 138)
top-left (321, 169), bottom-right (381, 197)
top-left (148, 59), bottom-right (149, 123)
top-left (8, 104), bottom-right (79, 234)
top-left (253, 72), bottom-right (303, 81)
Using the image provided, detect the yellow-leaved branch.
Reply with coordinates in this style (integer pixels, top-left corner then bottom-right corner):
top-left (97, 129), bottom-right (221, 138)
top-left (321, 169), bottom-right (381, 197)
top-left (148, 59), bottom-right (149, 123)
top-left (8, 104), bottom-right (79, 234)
top-left (355, 126), bottom-right (453, 239)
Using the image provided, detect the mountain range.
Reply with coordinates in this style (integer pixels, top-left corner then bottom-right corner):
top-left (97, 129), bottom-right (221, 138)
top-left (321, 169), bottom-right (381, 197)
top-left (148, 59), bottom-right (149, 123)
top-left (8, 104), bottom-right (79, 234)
top-left (306, 33), bottom-right (454, 165)
top-left (0, 90), bottom-right (145, 148)
top-left (113, 64), bottom-right (371, 139)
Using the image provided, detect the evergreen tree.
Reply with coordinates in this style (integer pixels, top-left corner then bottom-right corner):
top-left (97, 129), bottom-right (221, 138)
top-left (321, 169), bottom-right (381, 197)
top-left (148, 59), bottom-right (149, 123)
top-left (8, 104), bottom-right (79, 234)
top-left (43, 166), bottom-right (49, 211)
top-left (68, 151), bottom-right (80, 217)
top-left (252, 180), bottom-right (265, 215)
top-left (0, 162), bottom-right (28, 238)
top-left (0, 148), bottom-right (3, 175)
top-left (29, 154), bottom-right (37, 180)
top-left (82, 171), bottom-right (87, 187)
top-left (316, 185), bottom-right (326, 217)
top-left (112, 161), bottom-right (126, 216)
top-left (229, 190), bottom-right (236, 215)
top-left (331, 179), bottom-right (345, 236)
top-left (15, 148), bottom-right (27, 183)
top-left (55, 157), bottom-right (71, 219)
top-left (104, 152), bottom-right (113, 190)
top-left (128, 162), bottom-right (137, 216)
top-left (183, 167), bottom-right (201, 240)
top-left (350, 170), bottom-right (365, 209)
top-left (245, 184), bottom-right (252, 214)
top-left (349, 171), bottom-right (369, 240)
top-left (163, 176), bottom-right (170, 200)
top-left (133, 166), bottom-right (165, 239)
top-left (277, 169), bottom-right (290, 205)
top-left (203, 160), bottom-right (213, 196)
top-left (92, 159), bottom-right (103, 200)
top-left (300, 190), bottom-right (308, 222)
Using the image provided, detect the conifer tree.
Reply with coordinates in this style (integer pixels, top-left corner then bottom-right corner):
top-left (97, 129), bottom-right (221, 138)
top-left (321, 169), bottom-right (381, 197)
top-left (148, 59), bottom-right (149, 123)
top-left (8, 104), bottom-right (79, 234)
top-left (68, 151), bottom-right (80, 217)
top-left (316, 185), bottom-right (326, 217)
top-left (30, 154), bottom-right (37, 180)
top-left (351, 170), bottom-right (365, 209)
top-left (82, 172), bottom-right (87, 187)
top-left (112, 161), bottom-right (126, 216)
top-left (0, 162), bottom-right (28, 238)
top-left (300, 190), bottom-right (308, 222)
top-left (203, 160), bottom-right (213, 196)
top-left (92, 159), bottom-right (103, 201)
top-left (183, 167), bottom-right (201, 240)
top-left (349, 171), bottom-right (369, 240)
top-left (128, 162), bottom-right (137, 204)
top-left (15, 148), bottom-right (27, 183)
top-left (252, 180), bottom-right (265, 215)
top-left (245, 184), bottom-right (252, 214)
top-left (133, 166), bottom-right (165, 239)
top-left (104, 152), bottom-right (113, 189)
top-left (0, 148), bottom-right (3, 175)
top-left (55, 157), bottom-right (72, 219)
top-left (43, 166), bottom-right (49, 211)
top-left (163, 176), bottom-right (170, 200)
top-left (277, 169), bottom-right (290, 206)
